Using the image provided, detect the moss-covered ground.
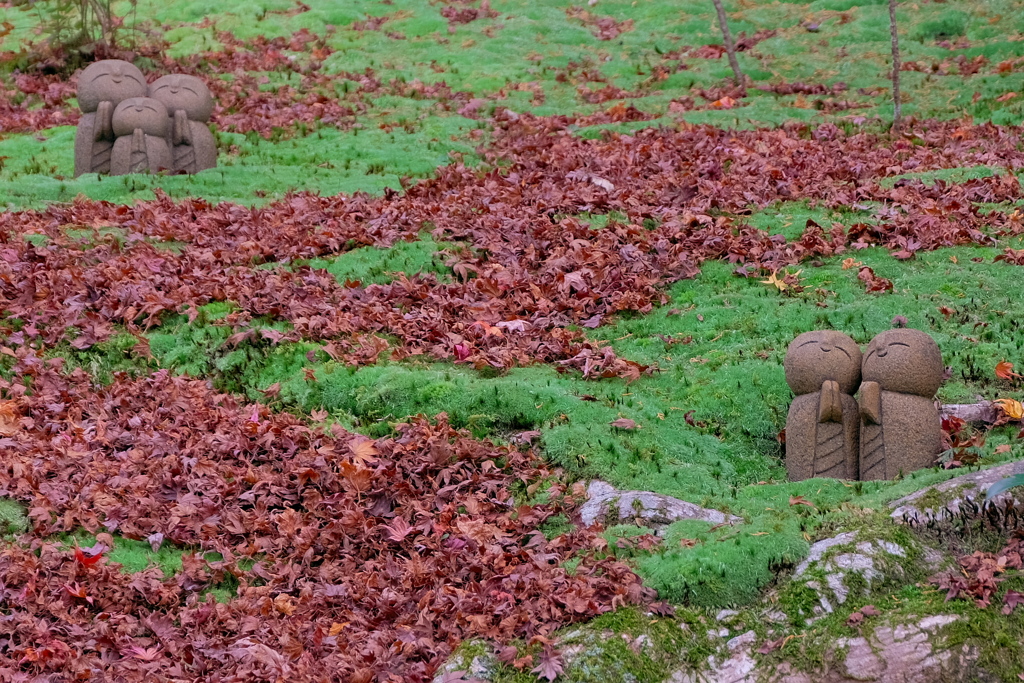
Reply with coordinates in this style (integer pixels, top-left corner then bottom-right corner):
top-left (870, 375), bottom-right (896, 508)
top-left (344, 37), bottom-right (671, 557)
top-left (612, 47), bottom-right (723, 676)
top-left (4, 0), bottom-right (1024, 206)
top-left (2, 0), bottom-right (1024, 678)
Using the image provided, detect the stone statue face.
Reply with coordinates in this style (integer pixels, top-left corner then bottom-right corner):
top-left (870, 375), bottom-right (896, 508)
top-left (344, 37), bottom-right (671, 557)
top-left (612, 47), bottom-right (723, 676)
top-left (112, 98), bottom-right (170, 137)
top-left (862, 329), bottom-right (943, 397)
top-left (77, 60), bottom-right (148, 113)
top-left (148, 74), bottom-right (214, 122)
top-left (784, 330), bottom-right (862, 396)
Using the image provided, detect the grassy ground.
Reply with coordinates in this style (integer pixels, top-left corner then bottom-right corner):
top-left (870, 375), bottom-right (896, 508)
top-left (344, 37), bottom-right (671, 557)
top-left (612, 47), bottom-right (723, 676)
top-left (2, 0), bottom-right (1024, 677)
top-left (3, 0), bottom-right (1024, 207)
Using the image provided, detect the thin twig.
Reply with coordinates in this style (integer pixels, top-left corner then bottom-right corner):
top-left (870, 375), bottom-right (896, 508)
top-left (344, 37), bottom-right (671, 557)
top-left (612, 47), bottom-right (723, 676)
top-left (888, 0), bottom-right (902, 132)
top-left (711, 0), bottom-right (745, 94)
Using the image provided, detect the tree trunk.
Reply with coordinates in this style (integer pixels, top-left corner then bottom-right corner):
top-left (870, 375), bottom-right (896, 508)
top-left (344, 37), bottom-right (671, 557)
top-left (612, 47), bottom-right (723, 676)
top-left (711, 0), bottom-right (745, 93)
top-left (888, 0), bottom-right (902, 131)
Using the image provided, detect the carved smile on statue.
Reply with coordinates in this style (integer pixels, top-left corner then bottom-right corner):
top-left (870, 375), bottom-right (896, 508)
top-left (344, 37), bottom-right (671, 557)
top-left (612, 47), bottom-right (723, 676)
top-left (785, 330), bottom-right (862, 396)
top-left (77, 60), bottom-right (148, 113)
top-left (112, 97), bottom-right (170, 138)
top-left (861, 329), bottom-right (942, 397)
top-left (149, 74), bottom-right (215, 122)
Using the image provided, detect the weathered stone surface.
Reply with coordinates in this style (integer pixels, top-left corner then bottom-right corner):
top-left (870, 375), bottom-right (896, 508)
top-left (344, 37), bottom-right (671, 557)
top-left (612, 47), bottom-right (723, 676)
top-left (73, 59), bottom-right (148, 177)
top-left (785, 331), bottom-right (862, 481)
top-left (940, 402), bottom-right (999, 424)
top-left (860, 329), bottom-right (944, 480)
top-left (579, 480), bottom-right (741, 532)
top-left (149, 74), bottom-right (218, 174)
top-left (670, 615), bottom-right (977, 683)
top-left (110, 98), bottom-right (172, 176)
top-left (431, 640), bottom-right (495, 683)
top-left (792, 531), bottom-right (907, 616)
top-left (891, 459), bottom-right (1024, 525)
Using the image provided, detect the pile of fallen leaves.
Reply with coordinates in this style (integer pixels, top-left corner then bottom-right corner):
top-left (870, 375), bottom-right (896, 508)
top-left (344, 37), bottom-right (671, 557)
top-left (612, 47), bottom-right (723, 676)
top-left (2, 118), bottom-right (1024, 379)
top-left (0, 353), bottom-right (652, 681)
top-left (931, 529), bottom-right (1023, 614)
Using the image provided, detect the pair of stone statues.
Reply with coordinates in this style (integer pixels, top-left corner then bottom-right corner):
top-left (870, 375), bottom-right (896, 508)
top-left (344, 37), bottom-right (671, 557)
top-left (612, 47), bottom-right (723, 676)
top-left (73, 59), bottom-right (216, 177)
top-left (785, 329), bottom-right (944, 481)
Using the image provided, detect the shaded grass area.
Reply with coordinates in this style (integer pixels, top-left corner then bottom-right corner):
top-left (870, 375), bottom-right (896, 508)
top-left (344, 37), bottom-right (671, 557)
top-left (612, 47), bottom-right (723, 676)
top-left (17, 214), bottom-right (1024, 605)
top-left (3, 0), bottom-right (1024, 207)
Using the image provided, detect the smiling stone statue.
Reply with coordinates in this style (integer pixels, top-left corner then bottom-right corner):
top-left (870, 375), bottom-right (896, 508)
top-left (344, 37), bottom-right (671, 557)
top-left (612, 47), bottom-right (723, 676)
top-left (74, 59), bottom-right (149, 177)
top-left (859, 329), bottom-right (944, 480)
top-left (110, 97), bottom-right (172, 175)
top-left (148, 74), bottom-right (217, 174)
top-left (784, 330), bottom-right (862, 481)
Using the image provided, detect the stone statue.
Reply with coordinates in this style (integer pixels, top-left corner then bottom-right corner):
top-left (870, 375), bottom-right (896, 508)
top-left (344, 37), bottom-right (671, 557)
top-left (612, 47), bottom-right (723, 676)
top-left (73, 59), bottom-right (148, 177)
top-left (109, 98), bottom-right (172, 176)
top-left (148, 74), bottom-right (217, 174)
top-left (784, 330), bottom-right (862, 481)
top-left (859, 329), bottom-right (943, 481)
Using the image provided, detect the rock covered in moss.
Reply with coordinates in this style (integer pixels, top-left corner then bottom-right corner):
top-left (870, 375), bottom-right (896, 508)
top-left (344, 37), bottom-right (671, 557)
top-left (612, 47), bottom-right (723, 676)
top-left (580, 481), bottom-right (742, 533)
top-left (670, 614), bottom-right (979, 683)
top-left (891, 460), bottom-right (1024, 525)
top-left (790, 530), bottom-right (912, 617)
top-left (431, 639), bottom-right (496, 682)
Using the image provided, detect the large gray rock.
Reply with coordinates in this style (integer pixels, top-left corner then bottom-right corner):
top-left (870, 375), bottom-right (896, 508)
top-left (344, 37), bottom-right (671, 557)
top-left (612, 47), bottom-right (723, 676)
top-left (670, 615), bottom-right (977, 683)
top-left (891, 459), bottom-right (1024, 525)
top-left (579, 481), bottom-right (742, 533)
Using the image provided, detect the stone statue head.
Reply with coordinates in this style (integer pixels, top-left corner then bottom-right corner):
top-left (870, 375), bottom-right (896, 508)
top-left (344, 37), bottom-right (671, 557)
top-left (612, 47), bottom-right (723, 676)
top-left (112, 97), bottom-right (170, 137)
top-left (77, 60), bottom-right (148, 113)
top-left (148, 74), bottom-right (215, 122)
top-left (862, 329), bottom-right (943, 397)
top-left (785, 330), bottom-right (862, 396)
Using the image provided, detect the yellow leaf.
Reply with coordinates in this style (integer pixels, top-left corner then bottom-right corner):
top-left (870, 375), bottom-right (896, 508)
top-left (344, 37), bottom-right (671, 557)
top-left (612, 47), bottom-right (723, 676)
top-left (760, 271), bottom-right (786, 291)
top-left (328, 622), bottom-right (349, 636)
top-left (993, 398), bottom-right (1024, 420)
top-left (841, 258), bottom-right (862, 270)
top-left (273, 594), bottom-right (296, 616)
top-left (0, 400), bottom-right (19, 436)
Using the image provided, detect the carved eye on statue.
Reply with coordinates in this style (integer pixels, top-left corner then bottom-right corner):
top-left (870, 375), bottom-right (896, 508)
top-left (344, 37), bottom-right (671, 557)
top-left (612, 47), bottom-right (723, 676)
top-left (784, 330), bottom-right (862, 396)
top-left (77, 60), bottom-right (148, 113)
top-left (862, 329), bottom-right (943, 397)
top-left (112, 97), bottom-right (170, 137)
top-left (149, 74), bottom-right (215, 122)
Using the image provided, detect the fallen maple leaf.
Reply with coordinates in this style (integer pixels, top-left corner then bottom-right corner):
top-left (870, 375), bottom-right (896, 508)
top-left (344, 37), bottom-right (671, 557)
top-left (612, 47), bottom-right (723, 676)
top-left (531, 648), bottom-right (564, 682)
top-left (348, 437), bottom-right (378, 464)
top-left (610, 418), bottom-right (638, 430)
top-left (74, 543), bottom-right (107, 566)
top-left (993, 399), bottom-right (1024, 420)
top-left (649, 601), bottom-right (676, 616)
top-left (62, 581), bottom-right (94, 604)
top-left (1002, 591), bottom-right (1023, 615)
top-left (453, 343), bottom-right (472, 361)
top-left (996, 92), bottom-right (1018, 102)
top-left (761, 270), bottom-right (787, 291)
top-left (995, 361), bottom-right (1021, 380)
top-left (789, 495), bottom-right (816, 509)
top-left (0, 400), bottom-right (19, 436)
top-left (273, 593), bottom-right (296, 615)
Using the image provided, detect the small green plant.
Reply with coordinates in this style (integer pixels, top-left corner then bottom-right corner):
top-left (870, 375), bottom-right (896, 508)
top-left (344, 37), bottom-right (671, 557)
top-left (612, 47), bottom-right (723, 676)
top-left (18, 0), bottom-right (141, 71)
